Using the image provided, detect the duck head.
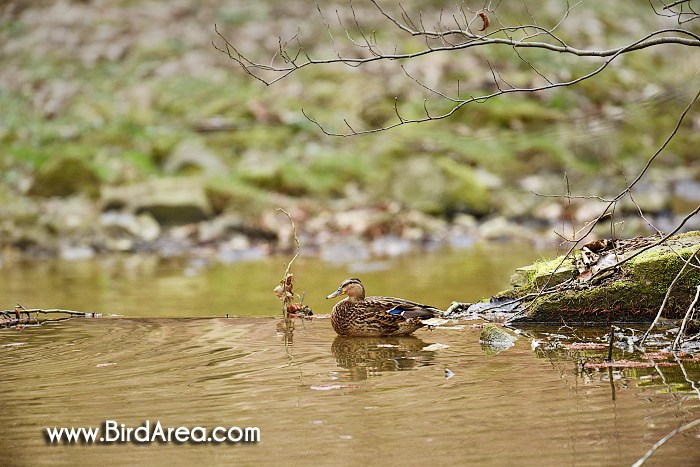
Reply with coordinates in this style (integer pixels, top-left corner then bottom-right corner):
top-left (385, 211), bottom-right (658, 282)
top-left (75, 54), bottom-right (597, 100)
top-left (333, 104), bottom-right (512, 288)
top-left (326, 277), bottom-right (366, 301)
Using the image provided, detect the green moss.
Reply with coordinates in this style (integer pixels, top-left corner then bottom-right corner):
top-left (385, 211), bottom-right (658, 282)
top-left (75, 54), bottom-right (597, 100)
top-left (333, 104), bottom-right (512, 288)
top-left (28, 156), bottom-right (100, 198)
top-left (204, 177), bottom-right (271, 216)
top-left (506, 232), bottom-right (700, 323)
top-left (436, 158), bottom-right (491, 217)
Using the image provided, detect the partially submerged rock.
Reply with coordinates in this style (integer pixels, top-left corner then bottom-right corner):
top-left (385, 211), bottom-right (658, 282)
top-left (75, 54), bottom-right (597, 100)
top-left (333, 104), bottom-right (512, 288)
top-left (479, 324), bottom-right (517, 354)
top-left (497, 231), bottom-right (700, 324)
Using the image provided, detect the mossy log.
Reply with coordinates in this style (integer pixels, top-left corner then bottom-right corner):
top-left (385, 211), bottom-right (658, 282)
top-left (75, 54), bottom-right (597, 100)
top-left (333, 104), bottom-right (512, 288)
top-left (501, 231), bottom-right (700, 324)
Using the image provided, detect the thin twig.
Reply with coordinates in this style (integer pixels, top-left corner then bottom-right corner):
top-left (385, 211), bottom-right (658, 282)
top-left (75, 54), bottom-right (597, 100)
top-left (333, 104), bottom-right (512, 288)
top-left (640, 245), bottom-right (700, 346)
top-left (213, 2), bottom-right (700, 135)
top-left (278, 208), bottom-right (301, 279)
top-left (631, 417), bottom-right (700, 467)
top-left (672, 284), bottom-right (700, 350)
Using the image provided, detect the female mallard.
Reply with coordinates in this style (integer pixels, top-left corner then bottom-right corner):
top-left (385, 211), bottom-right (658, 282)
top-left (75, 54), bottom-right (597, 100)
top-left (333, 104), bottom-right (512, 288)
top-left (326, 278), bottom-right (445, 337)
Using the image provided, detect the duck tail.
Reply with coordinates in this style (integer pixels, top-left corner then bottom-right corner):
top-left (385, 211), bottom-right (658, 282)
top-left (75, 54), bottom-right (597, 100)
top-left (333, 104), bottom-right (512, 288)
top-left (419, 317), bottom-right (450, 327)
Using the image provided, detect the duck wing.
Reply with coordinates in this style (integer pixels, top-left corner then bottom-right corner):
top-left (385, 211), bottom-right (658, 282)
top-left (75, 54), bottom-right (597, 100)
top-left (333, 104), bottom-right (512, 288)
top-left (365, 296), bottom-right (443, 319)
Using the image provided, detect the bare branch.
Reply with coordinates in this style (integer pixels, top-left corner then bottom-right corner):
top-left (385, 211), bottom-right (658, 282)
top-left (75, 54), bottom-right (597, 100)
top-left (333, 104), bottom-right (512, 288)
top-left (304, 29), bottom-right (697, 135)
top-left (213, 1), bottom-right (700, 95)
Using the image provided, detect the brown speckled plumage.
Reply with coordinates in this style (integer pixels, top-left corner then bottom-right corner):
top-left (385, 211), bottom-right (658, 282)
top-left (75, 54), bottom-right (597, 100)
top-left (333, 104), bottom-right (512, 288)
top-left (326, 278), bottom-right (443, 337)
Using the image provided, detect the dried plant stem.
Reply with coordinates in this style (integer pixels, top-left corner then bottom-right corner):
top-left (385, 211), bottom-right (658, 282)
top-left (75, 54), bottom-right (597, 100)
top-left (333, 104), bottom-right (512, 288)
top-left (277, 208), bottom-right (301, 320)
top-left (672, 284), bottom-right (700, 350)
top-left (606, 325), bottom-right (616, 361)
top-left (278, 208), bottom-right (301, 282)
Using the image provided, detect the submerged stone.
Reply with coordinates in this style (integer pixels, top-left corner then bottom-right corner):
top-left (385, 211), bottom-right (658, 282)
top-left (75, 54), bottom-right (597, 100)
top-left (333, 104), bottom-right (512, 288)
top-left (479, 324), bottom-right (517, 354)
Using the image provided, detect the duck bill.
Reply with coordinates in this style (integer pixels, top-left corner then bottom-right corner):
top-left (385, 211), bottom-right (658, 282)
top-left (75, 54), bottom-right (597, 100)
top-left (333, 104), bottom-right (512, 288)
top-left (326, 288), bottom-right (343, 299)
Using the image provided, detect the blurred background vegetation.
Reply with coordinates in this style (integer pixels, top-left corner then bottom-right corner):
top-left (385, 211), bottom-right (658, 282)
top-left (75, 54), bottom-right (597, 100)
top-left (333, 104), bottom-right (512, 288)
top-left (0, 0), bottom-right (699, 259)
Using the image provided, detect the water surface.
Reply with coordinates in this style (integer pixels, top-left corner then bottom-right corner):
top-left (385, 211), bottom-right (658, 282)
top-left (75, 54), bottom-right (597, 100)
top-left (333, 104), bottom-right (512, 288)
top-left (1, 243), bottom-right (544, 317)
top-left (2, 318), bottom-right (699, 465)
top-left (1, 245), bottom-right (699, 465)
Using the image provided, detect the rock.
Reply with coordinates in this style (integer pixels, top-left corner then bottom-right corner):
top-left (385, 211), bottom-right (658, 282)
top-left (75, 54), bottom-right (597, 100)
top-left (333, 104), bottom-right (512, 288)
top-left (511, 261), bottom-right (577, 288)
top-left (518, 174), bottom-right (562, 193)
top-left (134, 213), bottom-right (161, 241)
top-left (671, 179), bottom-right (700, 214)
top-left (333, 208), bottom-right (386, 236)
top-left (511, 265), bottom-right (536, 288)
top-left (390, 157), bottom-right (446, 214)
top-left (163, 139), bottom-right (229, 176)
top-left (40, 196), bottom-right (99, 234)
top-left (437, 158), bottom-right (491, 217)
top-left (197, 214), bottom-right (244, 243)
top-left (574, 199), bottom-right (606, 224)
top-left (532, 201), bottom-right (563, 222)
top-left (7, 227), bottom-right (54, 253)
top-left (320, 239), bottom-right (372, 264)
top-left (478, 216), bottom-right (535, 241)
top-left (216, 239), bottom-right (268, 263)
top-left (478, 216), bottom-right (509, 240)
top-left (101, 178), bottom-right (212, 225)
top-left (104, 237), bottom-right (135, 252)
top-left (493, 191), bottom-right (538, 219)
top-left (503, 231), bottom-right (700, 323)
top-left (100, 211), bottom-right (161, 242)
top-left (480, 324), bottom-right (517, 354)
top-left (453, 213), bottom-right (478, 229)
top-left (59, 243), bottom-right (95, 261)
top-left (386, 156), bottom-right (492, 216)
top-left (370, 235), bottom-right (412, 257)
top-left (29, 157), bottom-right (100, 198)
top-left (618, 180), bottom-right (670, 214)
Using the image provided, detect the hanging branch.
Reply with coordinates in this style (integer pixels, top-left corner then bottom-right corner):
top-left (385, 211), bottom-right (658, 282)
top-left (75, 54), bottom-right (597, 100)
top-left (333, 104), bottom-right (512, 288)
top-left (213, 1), bottom-right (700, 136)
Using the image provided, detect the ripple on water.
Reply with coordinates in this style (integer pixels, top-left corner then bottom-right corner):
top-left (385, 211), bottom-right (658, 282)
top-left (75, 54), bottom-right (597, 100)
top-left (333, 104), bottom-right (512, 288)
top-left (1, 317), bottom-right (699, 466)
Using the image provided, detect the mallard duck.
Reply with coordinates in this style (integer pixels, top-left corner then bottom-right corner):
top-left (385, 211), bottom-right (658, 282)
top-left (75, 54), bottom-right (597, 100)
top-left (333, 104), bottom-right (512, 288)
top-left (326, 278), bottom-right (445, 337)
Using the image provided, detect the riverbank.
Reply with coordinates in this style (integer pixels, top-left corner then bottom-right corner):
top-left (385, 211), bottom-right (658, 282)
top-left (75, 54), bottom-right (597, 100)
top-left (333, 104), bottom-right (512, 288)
top-left (1, 1), bottom-right (699, 263)
top-left (2, 176), bottom-right (700, 265)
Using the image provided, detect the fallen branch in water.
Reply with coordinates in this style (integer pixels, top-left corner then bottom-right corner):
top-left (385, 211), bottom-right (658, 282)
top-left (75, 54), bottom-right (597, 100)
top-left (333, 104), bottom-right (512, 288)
top-left (0, 304), bottom-right (101, 328)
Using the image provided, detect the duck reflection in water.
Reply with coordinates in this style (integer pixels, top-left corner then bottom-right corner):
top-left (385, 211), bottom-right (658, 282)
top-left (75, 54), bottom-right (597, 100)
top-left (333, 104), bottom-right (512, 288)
top-left (331, 336), bottom-right (438, 380)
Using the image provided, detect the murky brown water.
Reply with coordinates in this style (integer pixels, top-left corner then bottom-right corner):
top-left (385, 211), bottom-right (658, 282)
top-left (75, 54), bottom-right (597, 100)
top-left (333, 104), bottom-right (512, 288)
top-left (1, 245), bottom-right (699, 465)
top-left (0, 243), bottom-right (541, 318)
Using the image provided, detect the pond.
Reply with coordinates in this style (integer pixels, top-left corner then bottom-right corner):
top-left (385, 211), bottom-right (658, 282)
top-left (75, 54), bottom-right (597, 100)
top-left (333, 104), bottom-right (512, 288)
top-left (1, 244), bottom-right (699, 465)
